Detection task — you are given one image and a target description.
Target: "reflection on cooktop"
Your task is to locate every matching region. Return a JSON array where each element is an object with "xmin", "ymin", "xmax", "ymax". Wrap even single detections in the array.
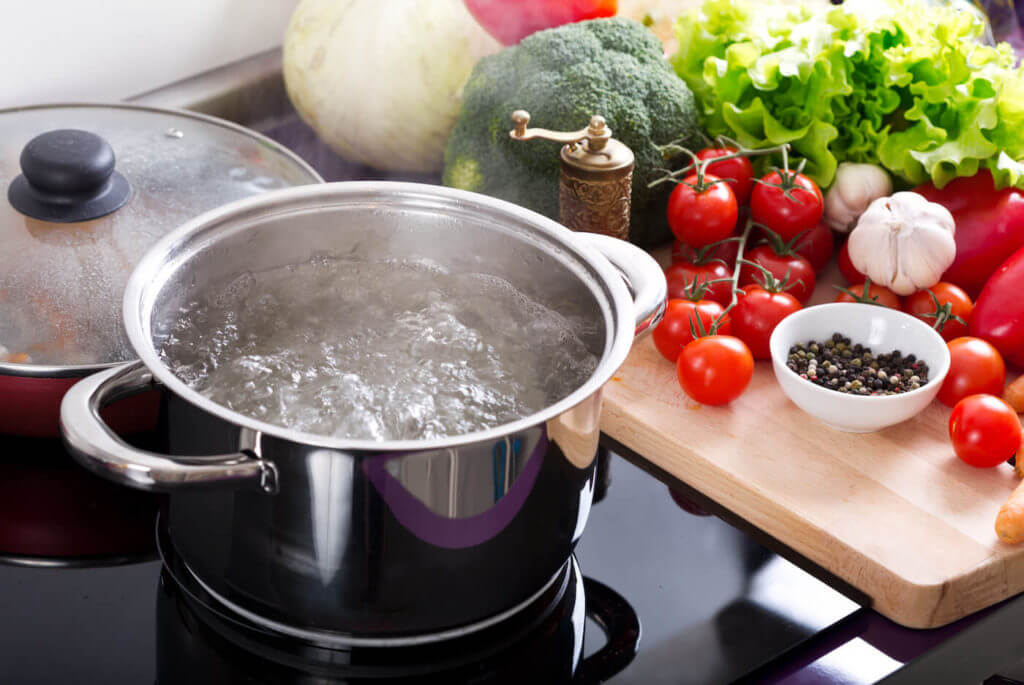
[
  {"xmin": 156, "ymin": 553, "xmax": 640, "ymax": 683},
  {"xmin": 576, "ymin": 454, "xmax": 860, "ymax": 683}
]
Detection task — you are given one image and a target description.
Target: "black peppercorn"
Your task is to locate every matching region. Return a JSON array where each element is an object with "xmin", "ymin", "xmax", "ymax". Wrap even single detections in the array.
[{"xmin": 786, "ymin": 333, "xmax": 930, "ymax": 395}]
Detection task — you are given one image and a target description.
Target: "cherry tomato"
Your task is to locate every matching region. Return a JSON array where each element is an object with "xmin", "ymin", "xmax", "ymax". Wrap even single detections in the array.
[
  {"xmin": 667, "ymin": 174, "xmax": 738, "ymax": 248},
  {"xmin": 739, "ymin": 245, "xmax": 816, "ymax": 303},
  {"xmin": 652, "ymin": 299, "xmax": 731, "ymax": 362},
  {"xmin": 903, "ymin": 283, "xmax": 973, "ymax": 342},
  {"xmin": 731, "ymin": 286, "xmax": 802, "ymax": 359},
  {"xmin": 949, "ymin": 394, "xmax": 1022, "ymax": 468},
  {"xmin": 750, "ymin": 171, "xmax": 824, "ymax": 240},
  {"xmin": 696, "ymin": 147, "xmax": 754, "ymax": 204},
  {"xmin": 838, "ymin": 240, "xmax": 865, "ymax": 285},
  {"xmin": 792, "ymin": 222, "xmax": 835, "ymax": 273},
  {"xmin": 938, "ymin": 337, "xmax": 1006, "ymax": 408},
  {"xmin": 834, "ymin": 283, "xmax": 902, "ymax": 310},
  {"xmin": 665, "ymin": 260, "xmax": 733, "ymax": 307},
  {"xmin": 676, "ymin": 335, "xmax": 754, "ymax": 406},
  {"xmin": 671, "ymin": 239, "xmax": 738, "ymax": 268}
]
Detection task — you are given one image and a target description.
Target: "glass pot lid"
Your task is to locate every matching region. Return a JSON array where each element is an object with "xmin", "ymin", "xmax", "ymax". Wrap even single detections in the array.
[{"xmin": 0, "ymin": 103, "xmax": 322, "ymax": 370}]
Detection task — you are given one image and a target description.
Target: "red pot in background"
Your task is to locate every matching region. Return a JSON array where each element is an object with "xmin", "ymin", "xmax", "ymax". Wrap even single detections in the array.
[
  {"xmin": 0, "ymin": 432, "xmax": 164, "ymax": 562},
  {"xmin": 0, "ymin": 369, "xmax": 161, "ymax": 438}
]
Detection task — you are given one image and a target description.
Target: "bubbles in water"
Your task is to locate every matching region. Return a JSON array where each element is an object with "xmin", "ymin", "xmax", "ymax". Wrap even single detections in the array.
[{"xmin": 158, "ymin": 258, "xmax": 599, "ymax": 441}]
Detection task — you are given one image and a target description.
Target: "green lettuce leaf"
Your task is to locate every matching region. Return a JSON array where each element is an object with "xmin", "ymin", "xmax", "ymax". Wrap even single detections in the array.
[{"xmin": 671, "ymin": 0, "xmax": 1024, "ymax": 190}]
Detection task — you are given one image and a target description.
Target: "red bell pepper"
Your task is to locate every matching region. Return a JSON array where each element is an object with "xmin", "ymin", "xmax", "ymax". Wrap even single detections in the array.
[
  {"xmin": 915, "ymin": 172, "xmax": 1024, "ymax": 297},
  {"xmin": 465, "ymin": 0, "xmax": 618, "ymax": 45},
  {"xmin": 970, "ymin": 245, "xmax": 1024, "ymax": 367}
]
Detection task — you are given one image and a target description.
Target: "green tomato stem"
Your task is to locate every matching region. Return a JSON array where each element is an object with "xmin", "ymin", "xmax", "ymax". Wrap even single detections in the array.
[
  {"xmin": 708, "ymin": 216, "xmax": 755, "ymax": 332},
  {"xmin": 647, "ymin": 143, "xmax": 794, "ymax": 189}
]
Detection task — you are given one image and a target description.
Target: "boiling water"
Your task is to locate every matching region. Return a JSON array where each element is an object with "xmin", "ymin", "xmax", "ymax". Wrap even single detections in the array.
[{"xmin": 157, "ymin": 258, "xmax": 600, "ymax": 441}]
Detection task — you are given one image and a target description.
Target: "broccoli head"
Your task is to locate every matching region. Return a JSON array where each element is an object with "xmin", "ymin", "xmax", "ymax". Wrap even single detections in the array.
[{"xmin": 443, "ymin": 17, "xmax": 701, "ymax": 246}]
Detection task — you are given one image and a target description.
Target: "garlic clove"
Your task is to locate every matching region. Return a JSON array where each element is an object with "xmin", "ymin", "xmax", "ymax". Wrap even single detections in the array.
[{"xmin": 825, "ymin": 162, "xmax": 894, "ymax": 233}]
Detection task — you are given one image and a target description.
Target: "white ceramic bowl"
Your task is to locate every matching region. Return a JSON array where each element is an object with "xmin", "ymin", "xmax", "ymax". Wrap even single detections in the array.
[{"xmin": 769, "ymin": 303, "xmax": 951, "ymax": 433}]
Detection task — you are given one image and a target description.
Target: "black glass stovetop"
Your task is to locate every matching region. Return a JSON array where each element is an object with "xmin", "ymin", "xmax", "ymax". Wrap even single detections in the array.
[{"xmin": 0, "ymin": 432, "xmax": 863, "ymax": 683}]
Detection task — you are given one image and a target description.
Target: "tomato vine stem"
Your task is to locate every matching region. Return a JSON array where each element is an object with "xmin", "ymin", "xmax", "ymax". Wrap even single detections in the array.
[
  {"xmin": 649, "ymin": 141, "xmax": 795, "ymax": 189},
  {"xmin": 703, "ymin": 216, "xmax": 755, "ymax": 332}
]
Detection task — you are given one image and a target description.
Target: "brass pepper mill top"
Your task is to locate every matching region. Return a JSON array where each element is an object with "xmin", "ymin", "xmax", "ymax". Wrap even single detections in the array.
[{"xmin": 509, "ymin": 110, "xmax": 634, "ymax": 173}]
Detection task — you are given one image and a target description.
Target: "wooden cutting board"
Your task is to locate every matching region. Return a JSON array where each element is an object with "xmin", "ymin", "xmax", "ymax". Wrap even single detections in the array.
[{"xmin": 600, "ymin": 248, "xmax": 1024, "ymax": 629}]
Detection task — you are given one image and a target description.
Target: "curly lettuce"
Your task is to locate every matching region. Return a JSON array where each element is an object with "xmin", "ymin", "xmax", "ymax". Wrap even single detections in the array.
[{"xmin": 672, "ymin": 0, "xmax": 1024, "ymax": 190}]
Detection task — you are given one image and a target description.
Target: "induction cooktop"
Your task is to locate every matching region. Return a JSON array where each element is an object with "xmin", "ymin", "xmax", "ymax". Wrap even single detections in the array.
[{"xmin": 0, "ymin": 431, "xmax": 860, "ymax": 683}]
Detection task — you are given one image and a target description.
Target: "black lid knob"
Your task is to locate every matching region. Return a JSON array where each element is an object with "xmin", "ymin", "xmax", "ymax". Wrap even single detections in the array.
[
  {"xmin": 8, "ymin": 129, "xmax": 131, "ymax": 223},
  {"xmin": 21, "ymin": 129, "xmax": 116, "ymax": 194}
]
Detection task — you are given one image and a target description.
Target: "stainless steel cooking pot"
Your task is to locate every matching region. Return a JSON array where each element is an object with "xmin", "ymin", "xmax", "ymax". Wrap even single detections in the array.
[{"xmin": 60, "ymin": 182, "xmax": 665, "ymax": 644}]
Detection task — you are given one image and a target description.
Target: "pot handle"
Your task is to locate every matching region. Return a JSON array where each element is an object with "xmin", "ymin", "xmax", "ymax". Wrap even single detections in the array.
[
  {"xmin": 60, "ymin": 361, "xmax": 277, "ymax": 494},
  {"xmin": 576, "ymin": 233, "xmax": 666, "ymax": 339}
]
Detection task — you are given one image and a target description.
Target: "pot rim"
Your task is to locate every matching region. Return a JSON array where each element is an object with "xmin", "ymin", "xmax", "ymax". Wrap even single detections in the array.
[
  {"xmin": 123, "ymin": 181, "xmax": 636, "ymax": 452},
  {"xmin": 0, "ymin": 359, "xmax": 122, "ymax": 379},
  {"xmin": 0, "ymin": 101, "xmax": 324, "ymax": 379}
]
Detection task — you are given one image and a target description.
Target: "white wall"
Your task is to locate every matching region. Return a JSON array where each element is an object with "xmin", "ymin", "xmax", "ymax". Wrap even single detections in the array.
[{"xmin": 0, "ymin": 0, "xmax": 298, "ymax": 107}]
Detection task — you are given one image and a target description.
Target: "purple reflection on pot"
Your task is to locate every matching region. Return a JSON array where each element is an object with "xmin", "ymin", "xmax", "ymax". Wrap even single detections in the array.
[{"xmin": 364, "ymin": 432, "xmax": 548, "ymax": 549}]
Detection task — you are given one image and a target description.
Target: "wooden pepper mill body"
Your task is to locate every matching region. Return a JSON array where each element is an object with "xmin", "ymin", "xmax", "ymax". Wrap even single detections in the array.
[
  {"xmin": 558, "ymin": 153, "xmax": 633, "ymax": 241},
  {"xmin": 510, "ymin": 110, "xmax": 635, "ymax": 241}
]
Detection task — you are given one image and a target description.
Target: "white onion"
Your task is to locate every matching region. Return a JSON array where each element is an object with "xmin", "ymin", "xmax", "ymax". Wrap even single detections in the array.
[{"xmin": 283, "ymin": 0, "xmax": 501, "ymax": 173}]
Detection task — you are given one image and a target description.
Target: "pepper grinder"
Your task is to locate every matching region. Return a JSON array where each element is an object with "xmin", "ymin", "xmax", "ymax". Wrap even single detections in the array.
[{"xmin": 510, "ymin": 110, "xmax": 634, "ymax": 241}]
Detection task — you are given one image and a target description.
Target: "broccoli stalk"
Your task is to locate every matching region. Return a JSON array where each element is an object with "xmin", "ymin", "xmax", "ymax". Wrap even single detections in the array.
[{"xmin": 442, "ymin": 17, "xmax": 701, "ymax": 246}]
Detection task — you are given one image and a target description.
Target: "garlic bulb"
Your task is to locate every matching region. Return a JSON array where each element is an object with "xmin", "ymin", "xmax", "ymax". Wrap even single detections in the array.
[
  {"xmin": 824, "ymin": 162, "xmax": 893, "ymax": 233},
  {"xmin": 847, "ymin": 192, "xmax": 956, "ymax": 296}
]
